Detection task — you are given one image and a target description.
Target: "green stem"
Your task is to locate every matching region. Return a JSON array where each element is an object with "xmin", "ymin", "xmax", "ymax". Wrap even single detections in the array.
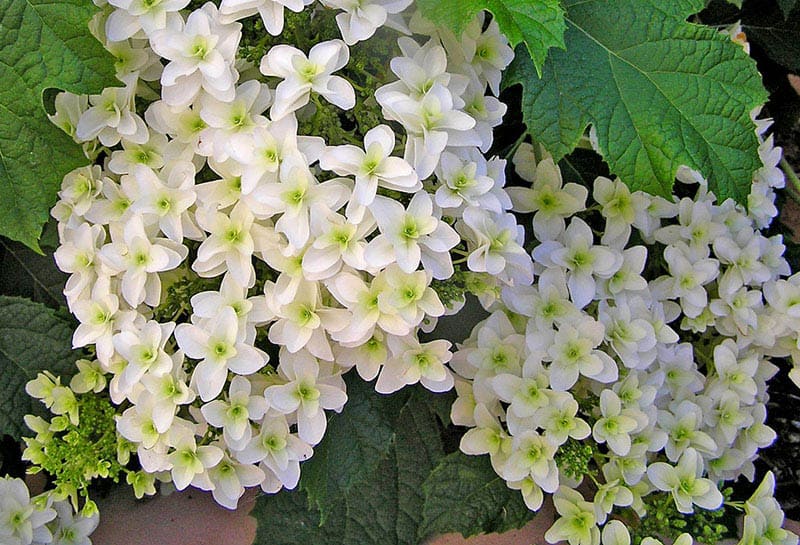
[
  {"xmin": 502, "ymin": 131, "xmax": 528, "ymax": 159},
  {"xmin": 780, "ymin": 158, "xmax": 800, "ymax": 202}
]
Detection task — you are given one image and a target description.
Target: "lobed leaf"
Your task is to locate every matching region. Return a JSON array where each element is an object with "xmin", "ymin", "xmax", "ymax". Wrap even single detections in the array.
[
  {"xmin": 503, "ymin": 0, "xmax": 768, "ymax": 203},
  {"xmin": 416, "ymin": 0, "xmax": 566, "ymax": 75}
]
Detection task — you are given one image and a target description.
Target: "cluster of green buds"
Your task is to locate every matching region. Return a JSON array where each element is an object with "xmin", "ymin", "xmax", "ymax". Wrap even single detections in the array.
[{"xmin": 22, "ymin": 364, "xmax": 127, "ymax": 516}]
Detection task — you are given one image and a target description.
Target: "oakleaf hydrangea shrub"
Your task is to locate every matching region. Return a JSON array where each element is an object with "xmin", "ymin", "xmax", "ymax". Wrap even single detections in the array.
[{"xmin": 8, "ymin": 2, "xmax": 800, "ymax": 545}]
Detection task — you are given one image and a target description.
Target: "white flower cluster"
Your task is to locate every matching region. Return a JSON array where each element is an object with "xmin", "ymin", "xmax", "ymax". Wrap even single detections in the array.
[
  {"xmin": 46, "ymin": 0, "xmax": 518, "ymax": 510},
  {"xmin": 0, "ymin": 476, "xmax": 98, "ymax": 545},
  {"xmin": 450, "ymin": 133, "xmax": 799, "ymax": 545}
]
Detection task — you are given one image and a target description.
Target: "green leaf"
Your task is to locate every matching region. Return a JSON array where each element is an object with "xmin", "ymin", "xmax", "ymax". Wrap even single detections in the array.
[
  {"xmin": 253, "ymin": 385, "xmax": 448, "ymax": 545},
  {"xmin": 299, "ymin": 377, "xmax": 396, "ymax": 523},
  {"xmin": 0, "ymin": 0, "xmax": 118, "ymax": 251},
  {"xmin": 503, "ymin": 0, "xmax": 768, "ymax": 203},
  {"xmin": 0, "ymin": 237, "xmax": 67, "ymax": 308},
  {"xmin": 419, "ymin": 452, "xmax": 534, "ymax": 539},
  {"xmin": 776, "ymin": 0, "xmax": 799, "ymax": 17},
  {"xmin": 0, "ymin": 296, "xmax": 78, "ymax": 439},
  {"xmin": 416, "ymin": 0, "xmax": 566, "ymax": 75},
  {"xmin": 742, "ymin": 1, "xmax": 800, "ymax": 72}
]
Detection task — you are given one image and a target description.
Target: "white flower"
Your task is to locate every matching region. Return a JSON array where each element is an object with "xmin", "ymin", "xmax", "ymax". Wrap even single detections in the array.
[
  {"xmin": 113, "ymin": 320, "xmax": 175, "ymax": 394},
  {"xmin": 106, "ymin": 0, "xmax": 189, "ymax": 41},
  {"xmin": 193, "ymin": 202, "xmax": 271, "ymax": 287},
  {"xmin": 334, "ymin": 331, "xmax": 389, "ymax": 381},
  {"xmin": 56, "ymin": 165, "xmax": 104, "ymax": 218},
  {"xmin": 490, "ymin": 358, "xmax": 550, "ymax": 422},
  {"xmin": 657, "ymin": 400, "xmax": 718, "ymax": 461},
  {"xmin": 76, "ymin": 83, "xmax": 148, "ymax": 146},
  {"xmin": 198, "ymin": 80, "xmax": 272, "ymax": 162},
  {"xmin": 375, "ymin": 265, "xmax": 444, "ymax": 328},
  {"xmin": 647, "ymin": 448, "xmax": 723, "ymax": 514},
  {"xmin": 468, "ymin": 18, "xmax": 514, "ymax": 95},
  {"xmin": 459, "ymin": 404, "xmax": 512, "ymax": 468},
  {"xmin": 205, "ymin": 453, "xmax": 265, "ymax": 510},
  {"xmin": 459, "ymin": 208, "xmax": 532, "ymax": 284},
  {"xmin": 266, "ymin": 280, "xmax": 348, "ymax": 360},
  {"xmin": 191, "ymin": 274, "xmax": 272, "ymax": 344},
  {"xmin": 250, "ymin": 159, "xmax": 350, "ymax": 249},
  {"xmin": 130, "ymin": 163, "xmax": 197, "ymax": 242},
  {"xmin": 321, "ymin": 0, "xmax": 412, "ymax": 44},
  {"xmin": 331, "ymin": 272, "xmax": 413, "ymax": 341},
  {"xmin": 167, "ymin": 424, "xmax": 224, "ymax": 490},
  {"xmin": 201, "ymin": 376, "xmax": 268, "ymax": 450},
  {"xmin": 54, "ymin": 222, "xmax": 105, "ymax": 306},
  {"xmin": 69, "ymin": 358, "xmax": 108, "ymax": 394},
  {"xmin": 593, "ymin": 177, "xmax": 636, "ymax": 247},
  {"xmin": 545, "ymin": 487, "xmax": 600, "ymax": 545},
  {"xmin": 365, "ymin": 192, "xmax": 459, "ymax": 279},
  {"xmin": 175, "ymin": 307, "xmax": 269, "ymax": 401},
  {"xmin": 49, "ymin": 500, "xmax": 99, "ymax": 545},
  {"xmin": 320, "ymin": 124, "xmax": 420, "ymax": 217},
  {"xmin": 538, "ymin": 391, "xmax": 591, "ymax": 446},
  {"xmin": 108, "ymin": 132, "xmax": 167, "ymax": 175},
  {"xmin": 507, "ymin": 155, "xmax": 587, "ymax": 241},
  {"xmin": 592, "ymin": 390, "xmax": 639, "ymax": 456},
  {"xmin": 48, "ymin": 91, "xmax": 88, "ymax": 142},
  {"xmin": 661, "ymin": 244, "xmax": 719, "ymax": 318},
  {"xmin": 99, "ymin": 215, "xmax": 187, "ymax": 306},
  {"xmin": 264, "ymin": 350, "xmax": 347, "ymax": 444},
  {"xmin": 593, "ymin": 481, "xmax": 634, "ymax": 526},
  {"xmin": 376, "ymin": 38, "xmax": 465, "ymax": 101},
  {"xmin": 219, "ymin": 0, "xmax": 311, "ymax": 35},
  {"xmin": 379, "ymin": 83, "xmax": 477, "ymax": 179},
  {"xmin": 150, "ymin": 3, "xmax": 241, "ymax": 107},
  {"xmin": 506, "ymin": 268, "xmax": 579, "ymax": 330},
  {"xmin": 434, "ymin": 151, "xmax": 498, "ymax": 212},
  {"xmin": 502, "ymin": 430, "xmax": 559, "ymax": 493},
  {"xmin": 376, "ymin": 336, "xmax": 454, "ymax": 394},
  {"xmin": 0, "ymin": 477, "xmax": 57, "ymax": 545},
  {"xmin": 236, "ymin": 414, "xmax": 313, "ymax": 492},
  {"xmin": 302, "ymin": 212, "xmax": 375, "ymax": 279},
  {"xmin": 601, "ymin": 520, "xmax": 630, "ymax": 545},
  {"xmin": 531, "ymin": 317, "xmax": 618, "ymax": 391},
  {"xmin": 260, "ymin": 40, "xmax": 355, "ymax": 119}
]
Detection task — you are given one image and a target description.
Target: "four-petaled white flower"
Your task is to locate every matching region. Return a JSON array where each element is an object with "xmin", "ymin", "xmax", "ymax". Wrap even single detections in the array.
[
  {"xmin": 260, "ymin": 40, "xmax": 355, "ymax": 119},
  {"xmin": 175, "ymin": 307, "xmax": 269, "ymax": 401},
  {"xmin": 647, "ymin": 448, "xmax": 724, "ymax": 514}
]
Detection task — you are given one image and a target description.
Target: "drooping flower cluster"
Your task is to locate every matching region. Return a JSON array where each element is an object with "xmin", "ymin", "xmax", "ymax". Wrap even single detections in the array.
[
  {"xmin": 43, "ymin": 0, "xmax": 517, "ymax": 512},
  {"xmin": 449, "ymin": 132, "xmax": 799, "ymax": 545}
]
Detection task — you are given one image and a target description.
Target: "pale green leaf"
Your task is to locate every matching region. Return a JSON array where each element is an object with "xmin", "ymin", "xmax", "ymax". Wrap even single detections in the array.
[
  {"xmin": 503, "ymin": 0, "xmax": 768, "ymax": 203},
  {"xmin": 0, "ymin": 296, "xmax": 77, "ymax": 439},
  {"xmin": 416, "ymin": 0, "xmax": 566, "ymax": 75},
  {"xmin": 0, "ymin": 0, "xmax": 118, "ymax": 251}
]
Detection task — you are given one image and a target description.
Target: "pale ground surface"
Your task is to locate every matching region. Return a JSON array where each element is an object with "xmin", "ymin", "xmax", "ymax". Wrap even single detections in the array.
[{"xmin": 87, "ymin": 485, "xmax": 800, "ymax": 545}]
